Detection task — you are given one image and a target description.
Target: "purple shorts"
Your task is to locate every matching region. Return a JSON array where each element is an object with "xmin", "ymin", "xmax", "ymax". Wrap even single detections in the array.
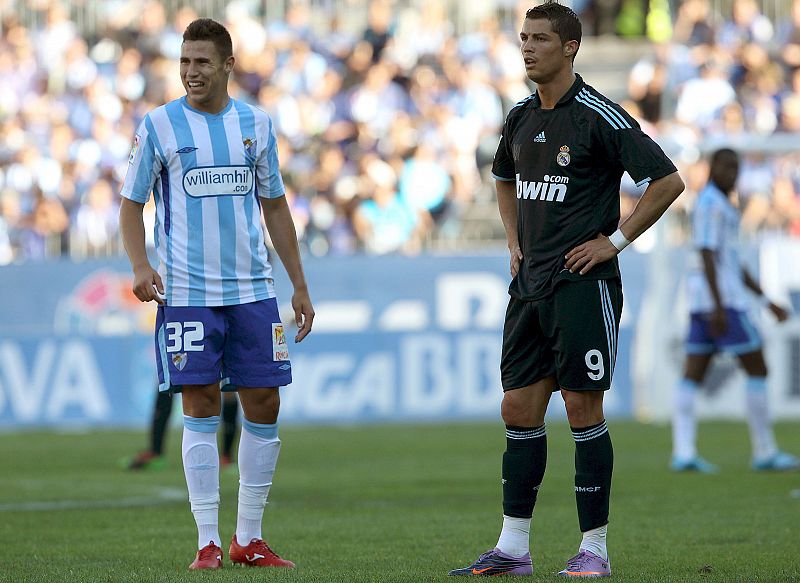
[
  {"xmin": 155, "ymin": 298, "xmax": 292, "ymax": 392},
  {"xmin": 686, "ymin": 308, "xmax": 762, "ymax": 355}
]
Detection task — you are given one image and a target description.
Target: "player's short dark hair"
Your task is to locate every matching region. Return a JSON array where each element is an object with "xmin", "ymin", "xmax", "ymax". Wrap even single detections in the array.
[
  {"xmin": 183, "ymin": 18, "xmax": 233, "ymax": 60},
  {"xmin": 526, "ymin": 1, "xmax": 582, "ymax": 59},
  {"xmin": 710, "ymin": 148, "xmax": 738, "ymax": 165}
]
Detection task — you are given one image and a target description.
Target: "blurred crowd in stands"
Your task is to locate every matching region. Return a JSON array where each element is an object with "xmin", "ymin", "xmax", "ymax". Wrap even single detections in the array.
[
  {"xmin": 623, "ymin": 0, "xmax": 800, "ymax": 241},
  {"xmin": 1, "ymin": 0, "xmax": 799, "ymax": 264}
]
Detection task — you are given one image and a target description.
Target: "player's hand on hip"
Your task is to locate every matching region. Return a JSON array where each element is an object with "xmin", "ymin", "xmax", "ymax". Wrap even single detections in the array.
[
  {"xmin": 564, "ymin": 234, "xmax": 618, "ymax": 275},
  {"xmin": 292, "ymin": 287, "xmax": 315, "ymax": 343},
  {"xmin": 509, "ymin": 244, "xmax": 523, "ymax": 277},
  {"xmin": 132, "ymin": 265, "xmax": 165, "ymax": 305}
]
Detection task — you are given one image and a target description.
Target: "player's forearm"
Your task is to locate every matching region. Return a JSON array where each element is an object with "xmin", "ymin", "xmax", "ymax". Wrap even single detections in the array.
[
  {"xmin": 496, "ymin": 180, "xmax": 519, "ymax": 249},
  {"xmin": 617, "ymin": 172, "xmax": 684, "ymax": 242},
  {"xmin": 261, "ymin": 197, "xmax": 309, "ymax": 292},
  {"xmin": 741, "ymin": 268, "xmax": 763, "ymax": 296},
  {"xmin": 119, "ymin": 198, "xmax": 151, "ymax": 271},
  {"xmin": 701, "ymin": 249, "xmax": 724, "ymax": 310}
]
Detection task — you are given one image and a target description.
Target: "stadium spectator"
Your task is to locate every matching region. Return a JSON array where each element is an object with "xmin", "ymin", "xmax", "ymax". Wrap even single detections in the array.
[
  {"xmin": 362, "ymin": 0, "xmax": 394, "ymax": 61},
  {"xmin": 353, "ymin": 155, "xmax": 423, "ymax": 254},
  {"xmin": 18, "ymin": 187, "xmax": 69, "ymax": 260},
  {"xmin": 675, "ymin": 59, "xmax": 736, "ymax": 130},
  {"xmin": 672, "ymin": 0, "xmax": 716, "ymax": 47},
  {"xmin": 772, "ymin": 153, "xmax": 800, "ymax": 236},
  {"xmin": 671, "ymin": 148, "xmax": 800, "ymax": 473},
  {"xmin": 72, "ymin": 179, "xmax": 120, "ymax": 257},
  {"xmin": 398, "ymin": 142, "xmax": 451, "ymax": 222},
  {"xmin": 777, "ymin": 0, "xmax": 800, "ymax": 72},
  {"xmin": 627, "ymin": 58, "xmax": 667, "ymax": 125},
  {"xmin": 718, "ymin": 0, "xmax": 773, "ymax": 52}
]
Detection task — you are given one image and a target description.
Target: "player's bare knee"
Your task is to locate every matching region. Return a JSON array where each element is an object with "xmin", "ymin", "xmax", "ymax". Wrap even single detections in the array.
[
  {"xmin": 501, "ymin": 392, "xmax": 540, "ymax": 427},
  {"xmin": 562, "ymin": 391, "xmax": 604, "ymax": 427},
  {"xmin": 501, "ymin": 396, "xmax": 521, "ymax": 425},
  {"xmin": 239, "ymin": 388, "xmax": 280, "ymax": 424},
  {"xmin": 739, "ymin": 351, "xmax": 768, "ymax": 377},
  {"xmin": 181, "ymin": 385, "xmax": 221, "ymax": 418}
]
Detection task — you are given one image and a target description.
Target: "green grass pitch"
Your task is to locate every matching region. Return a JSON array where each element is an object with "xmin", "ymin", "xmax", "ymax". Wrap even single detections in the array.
[{"xmin": 1, "ymin": 421, "xmax": 798, "ymax": 582}]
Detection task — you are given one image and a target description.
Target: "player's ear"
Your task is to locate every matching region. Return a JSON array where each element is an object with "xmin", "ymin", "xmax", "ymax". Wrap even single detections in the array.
[{"xmin": 224, "ymin": 55, "xmax": 235, "ymax": 74}]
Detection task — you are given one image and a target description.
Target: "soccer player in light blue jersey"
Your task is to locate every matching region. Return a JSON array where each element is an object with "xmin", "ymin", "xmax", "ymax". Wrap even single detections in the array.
[
  {"xmin": 671, "ymin": 148, "xmax": 799, "ymax": 474},
  {"xmin": 119, "ymin": 18, "xmax": 314, "ymax": 570}
]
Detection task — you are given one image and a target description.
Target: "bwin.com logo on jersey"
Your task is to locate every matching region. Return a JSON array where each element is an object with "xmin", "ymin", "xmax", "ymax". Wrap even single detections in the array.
[{"xmin": 516, "ymin": 173, "xmax": 569, "ymax": 202}]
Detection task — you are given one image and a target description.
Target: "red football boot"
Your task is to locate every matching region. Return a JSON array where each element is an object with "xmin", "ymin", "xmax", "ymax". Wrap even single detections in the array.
[
  {"xmin": 188, "ymin": 541, "xmax": 223, "ymax": 570},
  {"xmin": 229, "ymin": 536, "xmax": 295, "ymax": 568}
]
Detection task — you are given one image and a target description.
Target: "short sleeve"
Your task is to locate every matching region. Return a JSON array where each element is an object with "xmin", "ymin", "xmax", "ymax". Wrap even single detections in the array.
[
  {"xmin": 596, "ymin": 106, "xmax": 677, "ymax": 187},
  {"xmin": 692, "ymin": 199, "xmax": 723, "ymax": 251},
  {"xmin": 120, "ymin": 117, "xmax": 161, "ymax": 203},
  {"xmin": 491, "ymin": 120, "xmax": 515, "ymax": 182},
  {"xmin": 256, "ymin": 116, "xmax": 286, "ymax": 199}
]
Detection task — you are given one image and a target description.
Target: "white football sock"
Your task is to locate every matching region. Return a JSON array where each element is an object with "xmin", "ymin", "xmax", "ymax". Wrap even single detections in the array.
[
  {"xmin": 672, "ymin": 378, "xmax": 698, "ymax": 460},
  {"xmin": 182, "ymin": 416, "xmax": 221, "ymax": 549},
  {"xmin": 580, "ymin": 524, "xmax": 608, "ymax": 561},
  {"xmin": 745, "ymin": 377, "xmax": 777, "ymax": 460},
  {"xmin": 496, "ymin": 515, "xmax": 531, "ymax": 557},
  {"xmin": 236, "ymin": 419, "xmax": 281, "ymax": 545}
]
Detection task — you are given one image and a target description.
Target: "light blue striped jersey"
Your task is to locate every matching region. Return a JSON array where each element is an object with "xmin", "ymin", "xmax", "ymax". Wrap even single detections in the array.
[
  {"xmin": 686, "ymin": 182, "xmax": 749, "ymax": 313},
  {"xmin": 121, "ymin": 96, "xmax": 285, "ymax": 306}
]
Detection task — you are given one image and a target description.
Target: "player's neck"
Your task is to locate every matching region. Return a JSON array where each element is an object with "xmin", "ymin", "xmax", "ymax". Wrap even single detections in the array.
[
  {"xmin": 710, "ymin": 179, "xmax": 732, "ymax": 197},
  {"xmin": 186, "ymin": 93, "xmax": 231, "ymax": 115},
  {"xmin": 536, "ymin": 70, "xmax": 576, "ymax": 110}
]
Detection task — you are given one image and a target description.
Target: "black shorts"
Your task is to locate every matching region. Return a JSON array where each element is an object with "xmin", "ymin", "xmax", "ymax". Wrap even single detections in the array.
[{"xmin": 501, "ymin": 278, "xmax": 623, "ymax": 391}]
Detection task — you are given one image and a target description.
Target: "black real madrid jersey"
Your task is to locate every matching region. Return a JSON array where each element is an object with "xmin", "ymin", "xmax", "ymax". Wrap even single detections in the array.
[{"xmin": 492, "ymin": 74, "xmax": 677, "ymax": 301}]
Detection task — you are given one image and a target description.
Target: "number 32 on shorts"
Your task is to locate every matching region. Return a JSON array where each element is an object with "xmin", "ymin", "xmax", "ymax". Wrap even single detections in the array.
[
  {"xmin": 166, "ymin": 321, "xmax": 205, "ymax": 353},
  {"xmin": 585, "ymin": 349, "xmax": 605, "ymax": 380}
]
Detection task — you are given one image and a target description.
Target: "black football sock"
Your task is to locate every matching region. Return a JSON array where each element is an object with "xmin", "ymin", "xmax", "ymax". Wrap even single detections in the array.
[
  {"xmin": 571, "ymin": 420, "xmax": 613, "ymax": 531},
  {"xmin": 502, "ymin": 425, "xmax": 547, "ymax": 518}
]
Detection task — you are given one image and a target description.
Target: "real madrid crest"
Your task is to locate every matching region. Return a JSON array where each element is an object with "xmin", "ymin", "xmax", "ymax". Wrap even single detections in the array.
[{"xmin": 556, "ymin": 145, "xmax": 570, "ymax": 167}]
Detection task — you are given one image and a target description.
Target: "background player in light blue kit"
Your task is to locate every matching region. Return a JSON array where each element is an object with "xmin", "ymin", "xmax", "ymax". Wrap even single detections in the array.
[
  {"xmin": 119, "ymin": 18, "xmax": 314, "ymax": 570},
  {"xmin": 671, "ymin": 148, "xmax": 799, "ymax": 473}
]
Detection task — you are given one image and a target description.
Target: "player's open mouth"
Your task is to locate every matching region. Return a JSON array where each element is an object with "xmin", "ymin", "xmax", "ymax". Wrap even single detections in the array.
[{"xmin": 187, "ymin": 81, "xmax": 204, "ymax": 88}]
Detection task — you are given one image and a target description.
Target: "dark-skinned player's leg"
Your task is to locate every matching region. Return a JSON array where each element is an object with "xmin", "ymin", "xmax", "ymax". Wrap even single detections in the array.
[
  {"xmin": 220, "ymin": 392, "xmax": 239, "ymax": 466},
  {"xmin": 126, "ymin": 386, "xmax": 173, "ymax": 470}
]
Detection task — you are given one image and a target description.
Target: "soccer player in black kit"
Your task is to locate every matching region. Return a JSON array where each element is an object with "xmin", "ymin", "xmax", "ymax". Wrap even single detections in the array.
[{"xmin": 449, "ymin": 2, "xmax": 684, "ymax": 578}]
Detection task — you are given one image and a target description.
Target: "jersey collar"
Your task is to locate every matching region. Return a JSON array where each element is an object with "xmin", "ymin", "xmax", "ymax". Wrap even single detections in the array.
[
  {"xmin": 181, "ymin": 95, "xmax": 234, "ymax": 117},
  {"xmin": 531, "ymin": 74, "xmax": 585, "ymax": 109}
]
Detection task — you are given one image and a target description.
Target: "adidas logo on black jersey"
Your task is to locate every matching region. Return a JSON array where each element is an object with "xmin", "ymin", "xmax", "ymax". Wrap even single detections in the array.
[{"xmin": 534, "ymin": 131, "xmax": 546, "ymax": 143}]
